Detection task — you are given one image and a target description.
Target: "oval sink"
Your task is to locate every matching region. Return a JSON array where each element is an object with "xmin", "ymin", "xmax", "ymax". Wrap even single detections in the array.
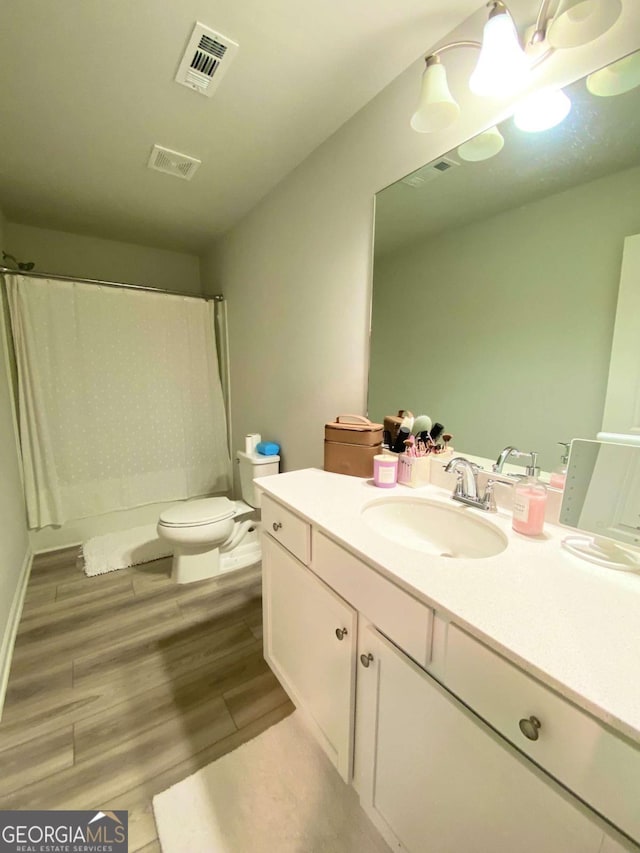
[{"xmin": 361, "ymin": 497, "xmax": 508, "ymax": 559}]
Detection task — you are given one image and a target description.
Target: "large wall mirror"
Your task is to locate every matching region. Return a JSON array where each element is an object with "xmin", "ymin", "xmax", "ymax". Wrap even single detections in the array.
[{"xmin": 368, "ymin": 51, "xmax": 640, "ymax": 473}]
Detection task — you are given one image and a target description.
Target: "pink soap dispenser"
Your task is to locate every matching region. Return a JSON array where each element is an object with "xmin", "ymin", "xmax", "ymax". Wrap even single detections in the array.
[{"xmin": 512, "ymin": 452, "xmax": 547, "ymax": 536}]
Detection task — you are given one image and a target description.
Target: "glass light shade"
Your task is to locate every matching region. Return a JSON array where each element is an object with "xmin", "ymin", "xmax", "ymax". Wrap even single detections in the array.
[
  {"xmin": 513, "ymin": 88, "xmax": 572, "ymax": 132},
  {"xmin": 587, "ymin": 51, "xmax": 640, "ymax": 97},
  {"xmin": 469, "ymin": 12, "xmax": 529, "ymax": 97},
  {"xmin": 457, "ymin": 126, "xmax": 505, "ymax": 161},
  {"xmin": 547, "ymin": 0, "xmax": 622, "ymax": 49},
  {"xmin": 410, "ymin": 62, "xmax": 460, "ymax": 133}
]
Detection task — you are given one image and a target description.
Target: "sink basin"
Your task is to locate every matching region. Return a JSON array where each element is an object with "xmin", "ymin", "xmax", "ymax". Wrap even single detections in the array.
[{"xmin": 361, "ymin": 497, "xmax": 508, "ymax": 559}]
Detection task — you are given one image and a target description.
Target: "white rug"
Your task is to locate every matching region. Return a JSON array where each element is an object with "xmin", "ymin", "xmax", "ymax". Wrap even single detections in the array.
[
  {"xmin": 153, "ymin": 712, "xmax": 390, "ymax": 853},
  {"xmin": 82, "ymin": 524, "xmax": 172, "ymax": 576}
]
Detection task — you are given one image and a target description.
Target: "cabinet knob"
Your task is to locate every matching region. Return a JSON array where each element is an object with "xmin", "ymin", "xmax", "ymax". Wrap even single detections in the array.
[
  {"xmin": 519, "ymin": 715, "xmax": 542, "ymax": 741},
  {"xmin": 360, "ymin": 652, "xmax": 374, "ymax": 667},
  {"xmin": 272, "ymin": 521, "xmax": 283, "ymax": 532},
  {"xmin": 335, "ymin": 627, "xmax": 348, "ymax": 641}
]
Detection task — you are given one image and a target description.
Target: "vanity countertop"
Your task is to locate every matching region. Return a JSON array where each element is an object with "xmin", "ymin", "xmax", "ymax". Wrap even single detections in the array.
[{"xmin": 258, "ymin": 467, "xmax": 640, "ymax": 744}]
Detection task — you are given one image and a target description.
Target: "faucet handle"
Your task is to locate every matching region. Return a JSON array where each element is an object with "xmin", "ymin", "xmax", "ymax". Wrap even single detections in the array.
[
  {"xmin": 484, "ymin": 477, "xmax": 515, "ymax": 511},
  {"xmin": 483, "ymin": 479, "xmax": 499, "ymax": 512}
]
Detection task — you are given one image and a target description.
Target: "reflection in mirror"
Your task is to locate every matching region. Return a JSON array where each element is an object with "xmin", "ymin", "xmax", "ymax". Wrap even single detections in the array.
[
  {"xmin": 560, "ymin": 438, "xmax": 640, "ymax": 570},
  {"xmin": 368, "ymin": 51, "xmax": 640, "ymax": 472}
]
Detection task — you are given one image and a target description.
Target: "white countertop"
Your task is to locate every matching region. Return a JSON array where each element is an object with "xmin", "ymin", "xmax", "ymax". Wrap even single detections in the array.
[{"xmin": 258, "ymin": 467, "xmax": 640, "ymax": 744}]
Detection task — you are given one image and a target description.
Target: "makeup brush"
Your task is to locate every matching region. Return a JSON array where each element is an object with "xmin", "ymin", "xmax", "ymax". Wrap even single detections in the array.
[
  {"xmin": 411, "ymin": 415, "xmax": 432, "ymax": 436},
  {"xmin": 430, "ymin": 423, "xmax": 445, "ymax": 443},
  {"xmin": 392, "ymin": 414, "xmax": 414, "ymax": 454}
]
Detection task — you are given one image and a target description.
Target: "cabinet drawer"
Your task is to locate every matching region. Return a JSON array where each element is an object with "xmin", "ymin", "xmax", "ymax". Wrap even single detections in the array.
[
  {"xmin": 313, "ymin": 531, "xmax": 433, "ymax": 667},
  {"xmin": 446, "ymin": 624, "xmax": 640, "ymax": 844},
  {"xmin": 261, "ymin": 494, "xmax": 311, "ymax": 564}
]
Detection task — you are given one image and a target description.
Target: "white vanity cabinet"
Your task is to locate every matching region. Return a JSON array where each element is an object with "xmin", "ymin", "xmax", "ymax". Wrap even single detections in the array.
[
  {"xmin": 355, "ymin": 628, "xmax": 605, "ymax": 853},
  {"xmin": 260, "ymin": 489, "xmax": 640, "ymax": 853},
  {"xmin": 261, "ymin": 503, "xmax": 356, "ymax": 781}
]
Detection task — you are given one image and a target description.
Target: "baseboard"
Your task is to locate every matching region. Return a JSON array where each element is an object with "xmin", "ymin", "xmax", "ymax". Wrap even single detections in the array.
[{"xmin": 0, "ymin": 547, "xmax": 33, "ymax": 721}]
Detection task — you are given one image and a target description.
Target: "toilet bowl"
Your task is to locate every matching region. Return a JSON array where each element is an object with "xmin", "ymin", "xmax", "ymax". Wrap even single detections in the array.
[
  {"xmin": 157, "ymin": 497, "xmax": 236, "ymax": 584},
  {"xmin": 157, "ymin": 449, "xmax": 279, "ymax": 584}
]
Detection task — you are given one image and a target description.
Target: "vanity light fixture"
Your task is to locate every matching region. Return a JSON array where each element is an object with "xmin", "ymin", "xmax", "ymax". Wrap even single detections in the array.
[
  {"xmin": 513, "ymin": 86, "xmax": 572, "ymax": 131},
  {"xmin": 457, "ymin": 125, "xmax": 505, "ymax": 160},
  {"xmin": 411, "ymin": 0, "xmax": 622, "ymax": 134},
  {"xmin": 411, "ymin": 51, "xmax": 471, "ymax": 132},
  {"xmin": 546, "ymin": 0, "xmax": 623, "ymax": 48},
  {"xmin": 586, "ymin": 49, "xmax": 640, "ymax": 96},
  {"xmin": 468, "ymin": 4, "xmax": 529, "ymax": 96}
]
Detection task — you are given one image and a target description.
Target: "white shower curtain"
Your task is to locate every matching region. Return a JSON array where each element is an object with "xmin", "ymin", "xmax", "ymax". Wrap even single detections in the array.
[{"xmin": 6, "ymin": 274, "xmax": 231, "ymax": 528}]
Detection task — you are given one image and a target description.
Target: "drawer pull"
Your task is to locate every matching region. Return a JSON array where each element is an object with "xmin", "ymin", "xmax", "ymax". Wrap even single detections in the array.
[
  {"xmin": 360, "ymin": 652, "xmax": 374, "ymax": 667},
  {"xmin": 519, "ymin": 715, "xmax": 542, "ymax": 741},
  {"xmin": 272, "ymin": 521, "xmax": 283, "ymax": 532},
  {"xmin": 335, "ymin": 627, "xmax": 348, "ymax": 641}
]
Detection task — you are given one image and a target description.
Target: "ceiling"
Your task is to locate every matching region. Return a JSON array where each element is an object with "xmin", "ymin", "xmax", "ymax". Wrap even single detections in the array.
[
  {"xmin": 375, "ymin": 51, "xmax": 640, "ymax": 257},
  {"xmin": 0, "ymin": 0, "xmax": 480, "ymax": 253}
]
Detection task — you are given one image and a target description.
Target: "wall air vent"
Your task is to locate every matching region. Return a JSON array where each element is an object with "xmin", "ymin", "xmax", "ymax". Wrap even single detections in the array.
[
  {"xmin": 175, "ymin": 22, "xmax": 239, "ymax": 98},
  {"xmin": 147, "ymin": 145, "xmax": 202, "ymax": 181},
  {"xmin": 401, "ymin": 156, "xmax": 460, "ymax": 187}
]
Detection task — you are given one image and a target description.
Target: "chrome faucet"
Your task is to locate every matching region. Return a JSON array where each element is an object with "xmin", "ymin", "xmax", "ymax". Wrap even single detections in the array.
[
  {"xmin": 444, "ymin": 457, "xmax": 498, "ymax": 512},
  {"xmin": 493, "ymin": 446, "xmax": 519, "ymax": 474},
  {"xmin": 493, "ymin": 446, "xmax": 541, "ymax": 478}
]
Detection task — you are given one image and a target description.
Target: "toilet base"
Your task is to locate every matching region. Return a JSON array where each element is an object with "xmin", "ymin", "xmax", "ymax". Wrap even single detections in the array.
[
  {"xmin": 172, "ymin": 546, "xmax": 221, "ymax": 584},
  {"xmin": 171, "ymin": 522, "xmax": 262, "ymax": 584}
]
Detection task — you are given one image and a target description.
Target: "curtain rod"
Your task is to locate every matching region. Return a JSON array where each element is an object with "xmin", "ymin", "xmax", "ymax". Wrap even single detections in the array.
[{"xmin": 0, "ymin": 266, "xmax": 224, "ymax": 302}]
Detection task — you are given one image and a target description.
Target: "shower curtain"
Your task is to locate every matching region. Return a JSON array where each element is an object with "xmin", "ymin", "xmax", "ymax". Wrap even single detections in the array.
[{"xmin": 6, "ymin": 274, "xmax": 231, "ymax": 528}]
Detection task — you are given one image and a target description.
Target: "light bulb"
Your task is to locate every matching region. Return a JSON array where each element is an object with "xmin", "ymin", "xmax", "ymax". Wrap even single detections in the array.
[
  {"xmin": 548, "ymin": 0, "xmax": 622, "ymax": 49},
  {"xmin": 469, "ymin": 11, "xmax": 529, "ymax": 97},
  {"xmin": 410, "ymin": 60, "xmax": 460, "ymax": 133},
  {"xmin": 457, "ymin": 126, "xmax": 505, "ymax": 161},
  {"xmin": 513, "ymin": 88, "xmax": 572, "ymax": 132}
]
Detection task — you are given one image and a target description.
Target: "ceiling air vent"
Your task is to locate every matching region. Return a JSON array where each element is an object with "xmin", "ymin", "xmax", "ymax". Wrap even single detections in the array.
[
  {"xmin": 175, "ymin": 22, "xmax": 239, "ymax": 98},
  {"xmin": 147, "ymin": 145, "xmax": 202, "ymax": 181},
  {"xmin": 401, "ymin": 156, "xmax": 460, "ymax": 188}
]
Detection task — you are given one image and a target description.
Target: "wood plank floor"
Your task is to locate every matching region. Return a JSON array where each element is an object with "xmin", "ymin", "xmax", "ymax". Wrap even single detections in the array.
[{"xmin": 0, "ymin": 548, "xmax": 294, "ymax": 851}]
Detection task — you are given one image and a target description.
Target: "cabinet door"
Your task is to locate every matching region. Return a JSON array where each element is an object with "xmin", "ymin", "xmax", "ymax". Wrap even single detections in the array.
[
  {"xmin": 262, "ymin": 534, "xmax": 357, "ymax": 781},
  {"xmin": 361, "ymin": 630, "xmax": 604, "ymax": 853}
]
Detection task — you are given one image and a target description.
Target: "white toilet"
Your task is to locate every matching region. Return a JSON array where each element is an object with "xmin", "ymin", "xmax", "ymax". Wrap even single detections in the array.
[{"xmin": 157, "ymin": 450, "xmax": 280, "ymax": 584}]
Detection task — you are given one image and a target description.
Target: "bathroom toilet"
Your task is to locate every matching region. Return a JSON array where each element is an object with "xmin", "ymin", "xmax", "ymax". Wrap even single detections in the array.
[{"xmin": 157, "ymin": 450, "xmax": 280, "ymax": 584}]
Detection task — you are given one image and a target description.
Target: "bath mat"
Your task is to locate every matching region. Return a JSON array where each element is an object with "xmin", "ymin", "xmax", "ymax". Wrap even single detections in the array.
[
  {"xmin": 82, "ymin": 524, "xmax": 172, "ymax": 577},
  {"xmin": 153, "ymin": 711, "xmax": 390, "ymax": 853}
]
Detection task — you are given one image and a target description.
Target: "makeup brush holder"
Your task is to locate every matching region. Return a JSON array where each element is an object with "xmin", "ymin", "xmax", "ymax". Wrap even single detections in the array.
[{"xmin": 397, "ymin": 455, "xmax": 432, "ymax": 488}]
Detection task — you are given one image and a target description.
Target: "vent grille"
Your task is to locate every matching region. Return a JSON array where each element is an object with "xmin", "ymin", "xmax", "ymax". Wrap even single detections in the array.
[
  {"xmin": 175, "ymin": 22, "xmax": 238, "ymax": 98},
  {"xmin": 199, "ymin": 35, "xmax": 227, "ymax": 58},
  {"xmin": 401, "ymin": 156, "xmax": 460, "ymax": 187},
  {"xmin": 147, "ymin": 145, "xmax": 202, "ymax": 181}
]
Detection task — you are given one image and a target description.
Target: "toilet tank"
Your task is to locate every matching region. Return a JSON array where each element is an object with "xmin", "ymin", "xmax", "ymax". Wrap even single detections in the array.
[{"xmin": 237, "ymin": 450, "xmax": 280, "ymax": 508}]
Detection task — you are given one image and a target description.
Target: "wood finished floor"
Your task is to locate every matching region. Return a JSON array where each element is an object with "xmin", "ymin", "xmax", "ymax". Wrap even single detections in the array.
[{"xmin": 0, "ymin": 548, "xmax": 294, "ymax": 852}]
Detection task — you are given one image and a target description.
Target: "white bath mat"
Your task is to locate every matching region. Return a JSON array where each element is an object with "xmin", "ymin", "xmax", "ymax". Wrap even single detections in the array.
[
  {"xmin": 153, "ymin": 711, "xmax": 390, "ymax": 853},
  {"xmin": 82, "ymin": 524, "xmax": 172, "ymax": 577}
]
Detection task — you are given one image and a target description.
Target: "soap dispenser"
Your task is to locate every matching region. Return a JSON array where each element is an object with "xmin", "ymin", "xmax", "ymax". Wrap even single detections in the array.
[
  {"xmin": 549, "ymin": 442, "xmax": 570, "ymax": 490},
  {"xmin": 512, "ymin": 452, "xmax": 547, "ymax": 536}
]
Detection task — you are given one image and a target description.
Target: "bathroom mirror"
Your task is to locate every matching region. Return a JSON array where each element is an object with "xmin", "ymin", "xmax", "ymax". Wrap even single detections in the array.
[
  {"xmin": 368, "ymin": 51, "xmax": 640, "ymax": 472},
  {"xmin": 560, "ymin": 439, "xmax": 640, "ymax": 569}
]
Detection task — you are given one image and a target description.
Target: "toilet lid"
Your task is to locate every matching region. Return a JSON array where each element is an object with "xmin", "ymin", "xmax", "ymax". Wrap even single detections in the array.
[{"xmin": 159, "ymin": 497, "xmax": 235, "ymax": 527}]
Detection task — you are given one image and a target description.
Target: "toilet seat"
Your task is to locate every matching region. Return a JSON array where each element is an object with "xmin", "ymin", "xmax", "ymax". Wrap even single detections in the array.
[{"xmin": 159, "ymin": 497, "xmax": 235, "ymax": 528}]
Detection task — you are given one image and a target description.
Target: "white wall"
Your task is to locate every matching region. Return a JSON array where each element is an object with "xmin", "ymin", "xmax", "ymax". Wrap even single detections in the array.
[
  {"xmin": 0, "ymin": 203, "xmax": 31, "ymax": 714},
  {"xmin": 201, "ymin": 0, "xmax": 640, "ymax": 474},
  {"xmin": 5, "ymin": 222, "xmax": 202, "ymax": 294},
  {"xmin": 3, "ymin": 221, "xmax": 205, "ymax": 551}
]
